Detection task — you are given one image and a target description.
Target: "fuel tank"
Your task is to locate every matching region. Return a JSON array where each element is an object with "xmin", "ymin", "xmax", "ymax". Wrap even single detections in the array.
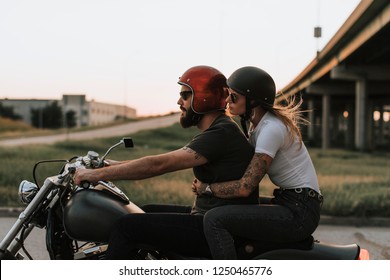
[{"xmin": 63, "ymin": 189, "xmax": 131, "ymax": 242}]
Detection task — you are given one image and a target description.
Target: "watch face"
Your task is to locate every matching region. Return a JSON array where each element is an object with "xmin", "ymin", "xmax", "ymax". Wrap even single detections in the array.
[{"xmin": 205, "ymin": 185, "xmax": 213, "ymax": 196}]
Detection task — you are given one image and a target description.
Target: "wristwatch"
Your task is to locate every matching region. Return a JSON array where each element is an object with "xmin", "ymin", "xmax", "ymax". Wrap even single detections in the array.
[{"xmin": 204, "ymin": 184, "xmax": 213, "ymax": 196}]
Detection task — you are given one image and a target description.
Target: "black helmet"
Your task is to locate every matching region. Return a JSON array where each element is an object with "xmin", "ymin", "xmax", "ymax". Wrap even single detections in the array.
[
  {"xmin": 227, "ymin": 66, "xmax": 276, "ymax": 107},
  {"xmin": 227, "ymin": 66, "xmax": 276, "ymax": 137}
]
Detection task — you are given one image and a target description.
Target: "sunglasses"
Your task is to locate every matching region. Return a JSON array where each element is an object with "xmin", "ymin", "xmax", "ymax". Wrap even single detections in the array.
[
  {"xmin": 229, "ymin": 92, "xmax": 238, "ymax": 103},
  {"xmin": 179, "ymin": 90, "xmax": 192, "ymax": 101}
]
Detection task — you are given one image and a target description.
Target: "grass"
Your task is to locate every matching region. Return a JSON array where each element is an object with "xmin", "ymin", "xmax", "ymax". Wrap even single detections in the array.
[
  {"xmin": 310, "ymin": 149, "xmax": 390, "ymax": 217},
  {"xmin": 0, "ymin": 122, "xmax": 389, "ymax": 218},
  {"xmin": 0, "ymin": 123, "xmax": 198, "ymax": 207},
  {"xmin": 0, "ymin": 118, "xmax": 38, "ymax": 136}
]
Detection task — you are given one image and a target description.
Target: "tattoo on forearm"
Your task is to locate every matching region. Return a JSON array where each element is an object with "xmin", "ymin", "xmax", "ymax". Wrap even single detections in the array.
[
  {"xmin": 214, "ymin": 153, "xmax": 269, "ymax": 198},
  {"xmin": 242, "ymin": 153, "xmax": 268, "ymax": 189},
  {"xmin": 183, "ymin": 146, "xmax": 202, "ymax": 160},
  {"xmin": 218, "ymin": 181, "xmax": 242, "ymax": 196}
]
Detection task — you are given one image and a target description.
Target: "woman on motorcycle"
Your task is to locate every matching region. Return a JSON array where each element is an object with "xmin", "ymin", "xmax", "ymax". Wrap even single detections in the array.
[{"xmin": 193, "ymin": 66, "xmax": 323, "ymax": 259}]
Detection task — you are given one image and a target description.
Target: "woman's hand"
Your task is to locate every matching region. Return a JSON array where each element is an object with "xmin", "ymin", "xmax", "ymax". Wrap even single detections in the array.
[{"xmin": 192, "ymin": 178, "xmax": 207, "ymax": 195}]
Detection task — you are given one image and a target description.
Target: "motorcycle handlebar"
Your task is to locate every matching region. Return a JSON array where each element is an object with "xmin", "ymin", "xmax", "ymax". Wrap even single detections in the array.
[
  {"xmin": 77, "ymin": 137, "xmax": 133, "ymax": 169},
  {"xmin": 67, "ymin": 137, "xmax": 134, "ymax": 187}
]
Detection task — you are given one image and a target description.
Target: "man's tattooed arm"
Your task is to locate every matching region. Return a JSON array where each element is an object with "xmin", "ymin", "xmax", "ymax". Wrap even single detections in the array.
[{"xmin": 182, "ymin": 146, "xmax": 203, "ymax": 161}]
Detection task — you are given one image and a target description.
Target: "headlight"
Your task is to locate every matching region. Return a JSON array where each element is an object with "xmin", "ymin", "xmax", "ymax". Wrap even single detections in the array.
[{"xmin": 18, "ymin": 180, "xmax": 38, "ymax": 204}]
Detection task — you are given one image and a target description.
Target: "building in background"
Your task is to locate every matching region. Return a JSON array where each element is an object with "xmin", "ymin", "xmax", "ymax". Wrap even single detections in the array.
[
  {"xmin": 1, "ymin": 94, "xmax": 137, "ymax": 128},
  {"xmin": 87, "ymin": 97, "xmax": 137, "ymax": 126}
]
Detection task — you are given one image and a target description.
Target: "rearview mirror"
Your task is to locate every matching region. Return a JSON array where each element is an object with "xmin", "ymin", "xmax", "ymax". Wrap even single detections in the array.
[{"xmin": 122, "ymin": 137, "xmax": 134, "ymax": 148}]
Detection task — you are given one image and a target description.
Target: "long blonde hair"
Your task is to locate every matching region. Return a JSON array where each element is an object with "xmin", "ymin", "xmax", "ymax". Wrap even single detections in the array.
[{"xmin": 263, "ymin": 93, "xmax": 309, "ymax": 147}]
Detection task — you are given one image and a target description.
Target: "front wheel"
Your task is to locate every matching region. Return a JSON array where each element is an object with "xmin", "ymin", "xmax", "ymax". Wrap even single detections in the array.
[{"xmin": 46, "ymin": 207, "xmax": 74, "ymax": 260}]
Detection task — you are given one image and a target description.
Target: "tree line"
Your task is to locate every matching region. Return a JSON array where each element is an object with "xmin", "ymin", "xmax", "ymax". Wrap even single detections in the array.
[{"xmin": 0, "ymin": 101, "xmax": 77, "ymax": 129}]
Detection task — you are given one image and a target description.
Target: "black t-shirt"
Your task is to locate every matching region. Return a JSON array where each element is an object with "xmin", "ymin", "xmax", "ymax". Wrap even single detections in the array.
[{"xmin": 187, "ymin": 114, "xmax": 256, "ymax": 215}]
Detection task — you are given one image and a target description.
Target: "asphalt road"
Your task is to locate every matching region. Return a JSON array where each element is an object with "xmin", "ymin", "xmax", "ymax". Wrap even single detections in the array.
[{"xmin": 1, "ymin": 216, "xmax": 389, "ymax": 260}]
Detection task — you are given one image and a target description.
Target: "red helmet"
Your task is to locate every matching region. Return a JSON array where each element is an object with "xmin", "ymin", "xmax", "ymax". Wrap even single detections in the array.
[{"xmin": 178, "ymin": 66, "xmax": 228, "ymax": 114}]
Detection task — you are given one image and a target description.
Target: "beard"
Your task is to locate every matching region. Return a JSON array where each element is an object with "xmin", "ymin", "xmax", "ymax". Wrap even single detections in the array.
[{"xmin": 180, "ymin": 106, "xmax": 202, "ymax": 128}]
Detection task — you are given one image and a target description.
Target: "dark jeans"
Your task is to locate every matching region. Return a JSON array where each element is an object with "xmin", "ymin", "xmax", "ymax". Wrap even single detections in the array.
[
  {"xmin": 203, "ymin": 188, "xmax": 322, "ymax": 259},
  {"xmin": 105, "ymin": 204, "xmax": 211, "ymax": 260}
]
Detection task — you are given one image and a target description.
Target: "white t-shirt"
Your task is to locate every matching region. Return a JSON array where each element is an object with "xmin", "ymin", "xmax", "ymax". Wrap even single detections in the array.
[{"xmin": 249, "ymin": 112, "xmax": 320, "ymax": 192}]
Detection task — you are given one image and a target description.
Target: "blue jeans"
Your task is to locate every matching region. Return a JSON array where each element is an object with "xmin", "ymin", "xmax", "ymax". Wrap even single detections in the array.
[{"xmin": 203, "ymin": 188, "xmax": 322, "ymax": 259}]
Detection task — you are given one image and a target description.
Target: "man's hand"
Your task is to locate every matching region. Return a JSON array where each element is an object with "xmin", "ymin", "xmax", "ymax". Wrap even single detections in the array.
[
  {"xmin": 104, "ymin": 159, "xmax": 122, "ymax": 166},
  {"xmin": 192, "ymin": 178, "xmax": 207, "ymax": 195},
  {"xmin": 74, "ymin": 168, "xmax": 99, "ymax": 186}
]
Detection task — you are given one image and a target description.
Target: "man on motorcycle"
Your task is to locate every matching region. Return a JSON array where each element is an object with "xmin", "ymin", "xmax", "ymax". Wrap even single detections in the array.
[{"xmin": 74, "ymin": 65, "xmax": 255, "ymax": 259}]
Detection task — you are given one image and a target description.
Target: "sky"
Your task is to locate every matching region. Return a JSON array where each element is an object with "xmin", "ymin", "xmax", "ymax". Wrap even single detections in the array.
[{"xmin": 0, "ymin": 0, "xmax": 361, "ymax": 116}]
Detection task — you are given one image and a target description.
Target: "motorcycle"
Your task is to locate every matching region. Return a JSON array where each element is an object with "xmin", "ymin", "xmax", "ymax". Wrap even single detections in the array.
[{"xmin": 0, "ymin": 138, "xmax": 370, "ymax": 260}]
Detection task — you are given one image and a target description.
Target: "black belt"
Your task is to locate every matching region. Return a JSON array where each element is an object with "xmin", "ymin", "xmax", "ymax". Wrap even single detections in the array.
[{"xmin": 281, "ymin": 188, "xmax": 323, "ymax": 202}]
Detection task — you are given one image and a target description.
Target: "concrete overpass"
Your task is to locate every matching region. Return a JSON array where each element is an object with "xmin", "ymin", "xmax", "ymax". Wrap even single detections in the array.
[{"xmin": 280, "ymin": 0, "xmax": 390, "ymax": 151}]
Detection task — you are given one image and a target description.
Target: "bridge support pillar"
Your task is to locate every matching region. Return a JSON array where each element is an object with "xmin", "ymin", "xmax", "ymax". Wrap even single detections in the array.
[
  {"xmin": 355, "ymin": 78, "xmax": 367, "ymax": 151},
  {"xmin": 307, "ymin": 99, "xmax": 315, "ymax": 143},
  {"xmin": 378, "ymin": 106, "xmax": 385, "ymax": 146},
  {"xmin": 330, "ymin": 66, "xmax": 370, "ymax": 151},
  {"xmin": 345, "ymin": 103, "xmax": 355, "ymax": 148},
  {"xmin": 322, "ymin": 94, "xmax": 330, "ymax": 150}
]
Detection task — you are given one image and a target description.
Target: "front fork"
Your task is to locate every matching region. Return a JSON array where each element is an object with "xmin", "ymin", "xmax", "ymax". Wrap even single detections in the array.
[{"xmin": 0, "ymin": 177, "xmax": 57, "ymax": 259}]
